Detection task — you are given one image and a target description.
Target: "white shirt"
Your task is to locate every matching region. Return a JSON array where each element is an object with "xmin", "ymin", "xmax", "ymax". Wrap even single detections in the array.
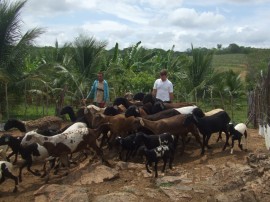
[{"xmin": 153, "ymin": 78, "xmax": 173, "ymax": 102}]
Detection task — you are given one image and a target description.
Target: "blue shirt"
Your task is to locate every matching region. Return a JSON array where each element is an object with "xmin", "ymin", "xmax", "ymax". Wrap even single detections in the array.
[{"xmin": 86, "ymin": 80, "xmax": 109, "ymax": 103}]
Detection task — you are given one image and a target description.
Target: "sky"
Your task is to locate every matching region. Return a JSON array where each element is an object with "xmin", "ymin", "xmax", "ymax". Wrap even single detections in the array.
[{"xmin": 14, "ymin": 0, "xmax": 270, "ymax": 51}]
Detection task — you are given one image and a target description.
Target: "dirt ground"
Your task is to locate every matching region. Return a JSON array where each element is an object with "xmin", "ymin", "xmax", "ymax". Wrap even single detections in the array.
[{"xmin": 0, "ymin": 127, "xmax": 267, "ymax": 201}]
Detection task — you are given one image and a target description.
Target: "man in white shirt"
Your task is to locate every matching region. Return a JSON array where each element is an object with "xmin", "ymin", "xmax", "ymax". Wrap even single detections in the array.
[{"xmin": 152, "ymin": 69, "xmax": 174, "ymax": 103}]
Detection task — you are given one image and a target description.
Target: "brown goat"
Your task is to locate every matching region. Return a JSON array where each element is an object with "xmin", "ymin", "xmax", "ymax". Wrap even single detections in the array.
[
  {"xmin": 84, "ymin": 109, "xmax": 139, "ymax": 147},
  {"xmin": 136, "ymin": 114, "xmax": 202, "ymax": 154}
]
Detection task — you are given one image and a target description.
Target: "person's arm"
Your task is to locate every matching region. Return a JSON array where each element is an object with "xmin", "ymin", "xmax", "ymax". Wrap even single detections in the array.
[
  {"xmin": 103, "ymin": 81, "xmax": 109, "ymax": 104},
  {"xmin": 169, "ymin": 81, "xmax": 173, "ymax": 102},
  {"xmin": 83, "ymin": 81, "xmax": 96, "ymax": 104},
  {"xmin": 152, "ymin": 80, "xmax": 158, "ymax": 97},
  {"xmin": 152, "ymin": 89, "xmax": 157, "ymax": 97},
  {"xmin": 169, "ymin": 92, "xmax": 174, "ymax": 102}
]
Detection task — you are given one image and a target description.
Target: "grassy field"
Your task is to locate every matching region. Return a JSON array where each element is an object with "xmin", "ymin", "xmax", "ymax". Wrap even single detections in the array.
[{"xmin": 212, "ymin": 54, "xmax": 248, "ymax": 79}]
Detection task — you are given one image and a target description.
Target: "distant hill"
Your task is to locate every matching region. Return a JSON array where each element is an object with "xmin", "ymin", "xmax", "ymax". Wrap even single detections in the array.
[{"xmin": 212, "ymin": 50, "xmax": 270, "ymax": 81}]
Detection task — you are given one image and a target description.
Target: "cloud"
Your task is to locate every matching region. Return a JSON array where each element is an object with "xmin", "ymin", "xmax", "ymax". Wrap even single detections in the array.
[
  {"xmin": 11, "ymin": 0, "xmax": 270, "ymax": 51},
  {"xmin": 168, "ymin": 8, "xmax": 225, "ymax": 28}
]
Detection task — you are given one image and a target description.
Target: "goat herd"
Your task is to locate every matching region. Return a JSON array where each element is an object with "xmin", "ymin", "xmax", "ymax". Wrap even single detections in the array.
[{"xmin": 0, "ymin": 93, "xmax": 248, "ymax": 193}]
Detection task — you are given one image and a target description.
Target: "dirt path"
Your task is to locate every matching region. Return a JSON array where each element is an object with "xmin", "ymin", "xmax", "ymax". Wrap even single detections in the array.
[{"xmin": 0, "ymin": 128, "xmax": 267, "ymax": 201}]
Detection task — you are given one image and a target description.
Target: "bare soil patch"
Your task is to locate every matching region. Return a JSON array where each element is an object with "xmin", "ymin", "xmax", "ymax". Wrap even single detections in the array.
[{"xmin": 0, "ymin": 127, "xmax": 267, "ymax": 201}]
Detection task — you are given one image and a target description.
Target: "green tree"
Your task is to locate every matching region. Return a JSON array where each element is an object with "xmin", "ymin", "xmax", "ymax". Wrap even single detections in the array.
[
  {"xmin": 223, "ymin": 70, "xmax": 245, "ymax": 120},
  {"xmin": 0, "ymin": 0, "xmax": 44, "ymax": 118},
  {"xmin": 184, "ymin": 45, "xmax": 214, "ymax": 102}
]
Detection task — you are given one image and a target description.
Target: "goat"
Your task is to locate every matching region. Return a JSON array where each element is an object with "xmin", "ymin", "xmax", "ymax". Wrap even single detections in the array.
[
  {"xmin": 143, "ymin": 145, "xmax": 174, "ymax": 178},
  {"xmin": 21, "ymin": 123, "xmax": 111, "ymax": 182},
  {"xmin": 133, "ymin": 132, "xmax": 175, "ymax": 151},
  {"xmin": 184, "ymin": 108, "xmax": 231, "ymax": 155},
  {"xmin": 125, "ymin": 105, "xmax": 198, "ymax": 120},
  {"xmin": 133, "ymin": 92, "xmax": 145, "ymax": 101},
  {"xmin": 86, "ymin": 110, "xmax": 139, "ymax": 147},
  {"xmin": 4, "ymin": 116, "xmax": 63, "ymax": 132},
  {"xmin": 0, "ymin": 134, "xmax": 22, "ymax": 163},
  {"xmin": 227, "ymin": 123, "xmax": 248, "ymax": 154},
  {"xmin": 115, "ymin": 134, "xmax": 139, "ymax": 161},
  {"xmin": 0, "ymin": 134, "xmax": 51, "ymax": 182},
  {"xmin": 60, "ymin": 106, "xmax": 88, "ymax": 125},
  {"xmin": 113, "ymin": 97, "xmax": 143, "ymax": 109},
  {"xmin": 124, "ymin": 92, "xmax": 134, "ymax": 101},
  {"xmin": 0, "ymin": 161, "xmax": 18, "ymax": 192},
  {"xmin": 135, "ymin": 115, "xmax": 202, "ymax": 154}
]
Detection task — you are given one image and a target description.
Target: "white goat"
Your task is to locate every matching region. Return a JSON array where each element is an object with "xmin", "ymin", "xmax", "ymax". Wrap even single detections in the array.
[{"xmin": 21, "ymin": 124, "xmax": 110, "ymax": 181}]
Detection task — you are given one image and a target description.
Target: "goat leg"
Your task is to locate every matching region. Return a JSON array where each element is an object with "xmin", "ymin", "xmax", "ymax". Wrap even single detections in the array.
[
  {"xmin": 162, "ymin": 158, "xmax": 167, "ymax": 173},
  {"xmin": 216, "ymin": 131, "xmax": 222, "ymax": 142},
  {"xmin": 3, "ymin": 169, "xmax": 18, "ymax": 193},
  {"xmin": 238, "ymin": 139, "xmax": 243, "ymax": 150},
  {"xmin": 222, "ymin": 133, "xmax": 230, "ymax": 151},
  {"xmin": 231, "ymin": 139, "xmax": 235, "ymax": 154},
  {"xmin": 27, "ymin": 161, "xmax": 41, "ymax": 177},
  {"xmin": 92, "ymin": 144, "xmax": 111, "ymax": 167},
  {"xmin": 201, "ymin": 135, "xmax": 206, "ymax": 155},
  {"xmin": 205, "ymin": 134, "xmax": 212, "ymax": 149},
  {"xmin": 118, "ymin": 148, "xmax": 123, "ymax": 161},
  {"xmin": 154, "ymin": 161, "xmax": 158, "ymax": 178},
  {"xmin": 6, "ymin": 151, "xmax": 15, "ymax": 163},
  {"xmin": 125, "ymin": 150, "xmax": 131, "ymax": 162},
  {"xmin": 19, "ymin": 157, "xmax": 41, "ymax": 182},
  {"xmin": 145, "ymin": 161, "xmax": 151, "ymax": 173}
]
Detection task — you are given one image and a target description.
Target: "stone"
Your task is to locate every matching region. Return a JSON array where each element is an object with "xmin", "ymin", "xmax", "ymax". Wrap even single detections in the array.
[
  {"xmin": 115, "ymin": 161, "xmax": 144, "ymax": 170},
  {"xmin": 93, "ymin": 192, "xmax": 138, "ymax": 202},
  {"xmin": 63, "ymin": 164, "xmax": 119, "ymax": 185},
  {"xmin": 156, "ymin": 176, "xmax": 185, "ymax": 186},
  {"xmin": 34, "ymin": 184, "xmax": 89, "ymax": 202}
]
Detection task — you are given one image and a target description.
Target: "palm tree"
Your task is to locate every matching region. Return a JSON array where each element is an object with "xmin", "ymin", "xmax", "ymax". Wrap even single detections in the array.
[
  {"xmin": 72, "ymin": 34, "xmax": 108, "ymax": 96},
  {"xmin": 184, "ymin": 44, "xmax": 214, "ymax": 102},
  {"xmin": 223, "ymin": 70, "xmax": 245, "ymax": 120},
  {"xmin": 0, "ymin": 0, "xmax": 44, "ymax": 118},
  {"xmin": 106, "ymin": 41, "xmax": 157, "ymax": 96}
]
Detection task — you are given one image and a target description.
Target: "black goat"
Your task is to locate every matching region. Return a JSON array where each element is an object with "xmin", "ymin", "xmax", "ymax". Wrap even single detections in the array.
[
  {"xmin": 143, "ymin": 145, "xmax": 174, "ymax": 178},
  {"xmin": 113, "ymin": 97, "xmax": 132, "ymax": 109},
  {"xmin": 227, "ymin": 123, "xmax": 248, "ymax": 154},
  {"xmin": 103, "ymin": 106, "xmax": 121, "ymax": 116},
  {"xmin": 0, "ymin": 134, "xmax": 51, "ymax": 182},
  {"xmin": 60, "ymin": 106, "xmax": 87, "ymax": 123},
  {"xmin": 184, "ymin": 109, "xmax": 231, "ymax": 155},
  {"xmin": 0, "ymin": 134, "xmax": 22, "ymax": 163},
  {"xmin": 0, "ymin": 161, "xmax": 18, "ymax": 192},
  {"xmin": 133, "ymin": 92, "xmax": 145, "ymax": 101},
  {"xmin": 115, "ymin": 134, "xmax": 141, "ymax": 161},
  {"xmin": 133, "ymin": 132, "xmax": 175, "ymax": 152}
]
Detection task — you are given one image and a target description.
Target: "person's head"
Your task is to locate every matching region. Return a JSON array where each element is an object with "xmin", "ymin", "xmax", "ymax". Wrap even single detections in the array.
[
  {"xmin": 160, "ymin": 69, "xmax": 168, "ymax": 81},
  {"xmin": 97, "ymin": 72, "xmax": 104, "ymax": 82}
]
